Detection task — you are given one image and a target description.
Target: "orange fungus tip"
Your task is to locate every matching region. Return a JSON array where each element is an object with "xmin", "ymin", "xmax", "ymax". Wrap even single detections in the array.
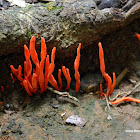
[
  {"xmin": 74, "ymin": 43, "xmax": 81, "ymax": 93},
  {"xmin": 98, "ymin": 42, "xmax": 116, "ymax": 97},
  {"xmin": 136, "ymin": 33, "xmax": 140, "ymax": 41}
]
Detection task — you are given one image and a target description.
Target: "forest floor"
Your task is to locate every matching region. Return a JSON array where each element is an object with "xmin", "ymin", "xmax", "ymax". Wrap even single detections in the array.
[{"xmin": 0, "ymin": 60, "xmax": 140, "ymax": 140}]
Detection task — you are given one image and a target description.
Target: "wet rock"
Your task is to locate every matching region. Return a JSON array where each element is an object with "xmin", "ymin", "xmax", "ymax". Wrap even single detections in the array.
[
  {"xmin": 0, "ymin": 0, "xmax": 11, "ymax": 9},
  {"xmin": 65, "ymin": 115, "xmax": 87, "ymax": 127},
  {"xmin": 0, "ymin": 0, "xmax": 3, "ymax": 6},
  {"xmin": 98, "ymin": 0, "xmax": 123, "ymax": 10},
  {"xmin": 94, "ymin": 0, "xmax": 101, "ymax": 5},
  {"xmin": 122, "ymin": 0, "xmax": 138, "ymax": 11},
  {"xmin": 25, "ymin": 0, "xmax": 38, "ymax": 3},
  {"xmin": 81, "ymin": 73, "xmax": 104, "ymax": 93}
]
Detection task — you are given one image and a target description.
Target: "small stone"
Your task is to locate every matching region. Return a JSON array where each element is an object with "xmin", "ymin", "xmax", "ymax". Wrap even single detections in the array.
[
  {"xmin": 66, "ymin": 115, "xmax": 87, "ymax": 127},
  {"xmin": 107, "ymin": 114, "xmax": 112, "ymax": 120}
]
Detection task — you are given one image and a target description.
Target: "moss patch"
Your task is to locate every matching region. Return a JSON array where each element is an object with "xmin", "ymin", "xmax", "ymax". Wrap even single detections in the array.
[{"xmin": 46, "ymin": 2, "xmax": 63, "ymax": 11}]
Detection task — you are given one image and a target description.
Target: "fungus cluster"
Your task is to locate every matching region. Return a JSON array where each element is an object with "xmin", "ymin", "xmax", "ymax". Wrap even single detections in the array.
[
  {"xmin": 9, "ymin": 33, "xmax": 140, "ymax": 105},
  {"xmin": 10, "ymin": 36, "xmax": 81, "ymax": 96},
  {"xmin": 98, "ymin": 42, "xmax": 116, "ymax": 98},
  {"xmin": 98, "ymin": 33, "xmax": 140, "ymax": 105}
]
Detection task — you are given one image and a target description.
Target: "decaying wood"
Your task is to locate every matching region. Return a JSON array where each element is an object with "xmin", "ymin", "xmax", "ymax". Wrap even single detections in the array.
[
  {"xmin": 115, "ymin": 68, "xmax": 129, "ymax": 87},
  {"xmin": 0, "ymin": 1, "xmax": 140, "ymax": 56},
  {"xmin": 122, "ymin": 81, "xmax": 140, "ymax": 98},
  {"xmin": 47, "ymin": 86, "xmax": 79, "ymax": 102}
]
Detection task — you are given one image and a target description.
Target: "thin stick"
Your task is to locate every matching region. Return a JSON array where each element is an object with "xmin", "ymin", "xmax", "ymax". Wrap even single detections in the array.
[
  {"xmin": 122, "ymin": 81, "xmax": 140, "ymax": 98},
  {"xmin": 115, "ymin": 68, "xmax": 129, "ymax": 87},
  {"xmin": 109, "ymin": 91, "xmax": 127, "ymax": 101},
  {"xmin": 47, "ymin": 86, "xmax": 79, "ymax": 102},
  {"xmin": 105, "ymin": 96, "xmax": 110, "ymax": 111}
]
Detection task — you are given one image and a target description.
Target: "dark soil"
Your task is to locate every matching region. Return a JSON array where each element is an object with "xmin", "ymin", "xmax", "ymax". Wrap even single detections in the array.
[{"xmin": 0, "ymin": 60, "xmax": 140, "ymax": 139}]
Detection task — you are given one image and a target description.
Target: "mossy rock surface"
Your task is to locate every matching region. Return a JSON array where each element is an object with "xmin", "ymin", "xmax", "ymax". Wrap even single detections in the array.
[{"xmin": 0, "ymin": 1, "xmax": 140, "ymax": 76}]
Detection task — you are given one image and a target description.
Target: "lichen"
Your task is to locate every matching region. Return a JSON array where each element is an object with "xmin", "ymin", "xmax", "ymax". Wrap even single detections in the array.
[{"xmin": 46, "ymin": 2, "xmax": 63, "ymax": 11}]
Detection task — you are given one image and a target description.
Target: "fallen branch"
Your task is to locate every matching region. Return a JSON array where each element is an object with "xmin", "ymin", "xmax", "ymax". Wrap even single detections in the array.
[
  {"xmin": 115, "ymin": 68, "xmax": 129, "ymax": 87},
  {"xmin": 122, "ymin": 81, "xmax": 140, "ymax": 98},
  {"xmin": 47, "ymin": 86, "xmax": 79, "ymax": 102}
]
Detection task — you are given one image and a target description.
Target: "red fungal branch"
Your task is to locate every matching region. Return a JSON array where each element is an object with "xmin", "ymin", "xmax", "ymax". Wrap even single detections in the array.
[
  {"xmin": 110, "ymin": 97, "xmax": 140, "ymax": 104},
  {"xmin": 99, "ymin": 34, "xmax": 140, "ymax": 105},
  {"xmin": 74, "ymin": 43, "xmax": 81, "ymax": 93},
  {"xmin": 136, "ymin": 33, "xmax": 140, "ymax": 41},
  {"xmin": 110, "ymin": 33, "xmax": 140, "ymax": 105},
  {"xmin": 98, "ymin": 42, "xmax": 116, "ymax": 98},
  {"xmin": 10, "ymin": 36, "xmax": 60, "ymax": 95},
  {"xmin": 10, "ymin": 36, "xmax": 81, "ymax": 95},
  {"xmin": 62, "ymin": 66, "xmax": 71, "ymax": 91},
  {"xmin": 110, "ymin": 34, "xmax": 140, "ymax": 105}
]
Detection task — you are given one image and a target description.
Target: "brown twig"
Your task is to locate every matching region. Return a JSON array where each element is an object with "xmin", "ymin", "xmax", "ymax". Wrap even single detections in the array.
[
  {"xmin": 122, "ymin": 81, "xmax": 140, "ymax": 98},
  {"xmin": 47, "ymin": 86, "xmax": 79, "ymax": 102},
  {"xmin": 115, "ymin": 68, "xmax": 129, "ymax": 87}
]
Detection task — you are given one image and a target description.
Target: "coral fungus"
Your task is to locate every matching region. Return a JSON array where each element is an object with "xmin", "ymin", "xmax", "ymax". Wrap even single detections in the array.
[
  {"xmin": 110, "ymin": 97, "xmax": 140, "ymax": 104},
  {"xmin": 136, "ymin": 33, "xmax": 140, "ymax": 41},
  {"xmin": 110, "ymin": 34, "xmax": 140, "ymax": 105},
  {"xmin": 10, "ymin": 36, "xmax": 81, "ymax": 95},
  {"xmin": 74, "ymin": 43, "xmax": 81, "ymax": 93},
  {"xmin": 98, "ymin": 42, "xmax": 116, "ymax": 98}
]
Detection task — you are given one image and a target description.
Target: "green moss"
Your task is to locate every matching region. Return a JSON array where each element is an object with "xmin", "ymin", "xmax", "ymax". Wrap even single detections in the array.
[
  {"xmin": 27, "ymin": 31, "xmax": 32, "ymax": 38},
  {"xmin": 46, "ymin": 2, "xmax": 63, "ymax": 11},
  {"xmin": 26, "ymin": 30, "xmax": 34, "ymax": 40},
  {"xmin": 26, "ymin": 5, "xmax": 32, "ymax": 11},
  {"xmin": 41, "ymin": 3, "xmax": 46, "ymax": 6}
]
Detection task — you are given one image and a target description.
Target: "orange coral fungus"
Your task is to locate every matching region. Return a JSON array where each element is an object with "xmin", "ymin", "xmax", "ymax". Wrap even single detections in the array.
[
  {"xmin": 30, "ymin": 36, "xmax": 39, "ymax": 65},
  {"xmin": 10, "ymin": 36, "xmax": 63, "ymax": 95},
  {"xmin": 17, "ymin": 65, "xmax": 24, "ymax": 82},
  {"xmin": 47, "ymin": 47, "xmax": 59, "ymax": 91},
  {"xmin": 38, "ymin": 37, "xmax": 47, "ymax": 93},
  {"xmin": 23, "ymin": 80, "xmax": 32, "ymax": 96},
  {"xmin": 74, "ymin": 43, "xmax": 81, "ymax": 93},
  {"xmin": 62, "ymin": 66, "xmax": 71, "ymax": 90},
  {"xmin": 39, "ymin": 59, "xmax": 45, "ymax": 93},
  {"xmin": 110, "ymin": 97, "xmax": 140, "ymax": 104},
  {"xmin": 41, "ymin": 37, "xmax": 47, "ymax": 61},
  {"xmin": 10, "ymin": 73, "xmax": 16, "ymax": 82},
  {"xmin": 10, "ymin": 36, "xmax": 82, "ymax": 95},
  {"xmin": 136, "ymin": 33, "xmax": 140, "ymax": 41},
  {"xmin": 100, "ymin": 84, "xmax": 103, "ymax": 96},
  {"xmin": 32, "ymin": 73, "xmax": 38, "ymax": 94},
  {"xmin": 98, "ymin": 42, "xmax": 105, "ymax": 75},
  {"xmin": 104, "ymin": 73, "xmax": 112, "ymax": 96},
  {"xmin": 47, "ymin": 47, "xmax": 56, "ymax": 81},
  {"xmin": 29, "ymin": 36, "xmax": 40, "ymax": 80},
  {"xmin": 44, "ymin": 55, "xmax": 49, "ymax": 91},
  {"xmin": 108, "ymin": 72, "xmax": 116, "ymax": 96},
  {"xmin": 10, "ymin": 65, "xmax": 18, "ymax": 78},
  {"xmin": 24, "ymin": 45, "xmax": 32, "ymax": 80},
  {"xmin": 48, "ymin": 74, "xmax": 59, "ymax": 91},
  {"xmin": 98, "ymin": 42, "xmax": 116, "ymax": 97}
]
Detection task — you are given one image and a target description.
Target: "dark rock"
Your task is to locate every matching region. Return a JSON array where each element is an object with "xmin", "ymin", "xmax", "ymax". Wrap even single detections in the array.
[
  {"xmin": 122, "ymin": 0, "xmax": 137, "ymax": 11},
  {"xmin": 25, "ymin": 0, "xmax": 38, "ymax": 4},
  {"xmin": 98, "ymin": 0, "xmax": 122, "ymax": 10},
  {"xmin": 0, "ymin": 0, "xmax": 3, "ymax": 6},
  {"xmin": 81, "ymin": 73, "xmax": 104, "ymax": 93}
]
